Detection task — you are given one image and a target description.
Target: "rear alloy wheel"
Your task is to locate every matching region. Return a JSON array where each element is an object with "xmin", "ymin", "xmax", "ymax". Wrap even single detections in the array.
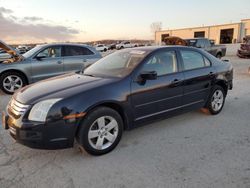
[
  {"xmin": 76, "ymin": 107, "xmax": 123, "ymax": 155},
  {"xmin": 0, "ymin": 72, "xmax": 27, "ymax": 94},
  {"xmin": 207, "ymin": 86, "xmax": 225, "ymax": 115}
]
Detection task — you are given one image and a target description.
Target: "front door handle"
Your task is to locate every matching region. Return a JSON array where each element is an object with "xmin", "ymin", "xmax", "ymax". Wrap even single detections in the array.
[
  {"xmin": 171, "ymin": 79, "xmax": 181, "ymax": 85},
  {"xmin": 57, "ymin": 61, "xmax": 62, "ymax": 64},
  {"xmin": 83, "ymin": 59, "xmax": 87, "ymax": 62}
]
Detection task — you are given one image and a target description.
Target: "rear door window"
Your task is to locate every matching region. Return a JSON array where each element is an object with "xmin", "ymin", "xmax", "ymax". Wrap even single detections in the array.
[
  {"xmin": 63, "ymin": 46, "xmax": 94, "ymax": 56},
  {"xmin": 180, "ymin": 50, "xmax": 210, "ymax": 71}
]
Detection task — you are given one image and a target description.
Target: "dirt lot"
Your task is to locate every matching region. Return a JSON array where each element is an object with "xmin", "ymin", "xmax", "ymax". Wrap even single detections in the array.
[{"xmin": 0, "ymin": 56, "xmax": 250, "ymax": 188}]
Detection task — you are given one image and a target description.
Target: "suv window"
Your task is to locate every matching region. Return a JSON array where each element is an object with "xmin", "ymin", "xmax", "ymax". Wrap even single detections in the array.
[
  {"xmin": 203, "ymin": 39, "xmax": 211, "ymax": 47},
  {"xmin": 180, "ymin": 50, "xmax": 210, "ymax": 70},
  {"xmin": 38, "ymin": 46, "xmax": 61, "ymax": 58},
  {"xmin": 64, "ymin": 46, "xmax": 94, "ymax": 56},
  {"xmin": 141, "ymin": 51, "xmax": 178, "ymax": 76},
  {"xmin": 196, "ymin": 39, "xmax": 205, "ymax": 48}
]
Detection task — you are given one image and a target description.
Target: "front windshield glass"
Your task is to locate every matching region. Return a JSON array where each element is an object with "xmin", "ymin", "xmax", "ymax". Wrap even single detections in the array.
[
  {"xmin": 22, "ymin": 45, "xmax": 43, "ymax": 58},
  {"xmin": 83, "ymin": 50, "xmax": 147, "ymax": 78}
]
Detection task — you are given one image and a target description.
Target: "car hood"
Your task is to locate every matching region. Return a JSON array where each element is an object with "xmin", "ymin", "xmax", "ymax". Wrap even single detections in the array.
[
  {"xmin": 0, "ymin": 40, "xmax": 23, "ymax": 60},
  {"xmin": 14, "ymin": 73, "xmax": 115, "ymax": 104}
]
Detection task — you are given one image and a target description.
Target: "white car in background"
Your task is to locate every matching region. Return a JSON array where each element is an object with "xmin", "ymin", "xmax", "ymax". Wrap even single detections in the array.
[
  {"xmin": 95, "ymin": 44, "xmax": 108, "ymax": 52},
  {"xmin": 116, "ymin": 41, "xmax": 138, "ymax": 50}
]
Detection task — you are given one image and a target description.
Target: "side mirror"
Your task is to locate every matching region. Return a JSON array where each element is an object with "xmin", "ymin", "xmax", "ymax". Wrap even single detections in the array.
[
  {"xmin": 140, "ymin": 71, "xmax": 157, "ymax": 80},
  {"xmin": 36, "ymin": 53, "xmax": 47, "ymax": 60}
]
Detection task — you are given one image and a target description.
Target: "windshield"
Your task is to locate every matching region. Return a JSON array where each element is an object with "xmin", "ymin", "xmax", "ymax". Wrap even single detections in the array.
[
  {"xmin": 23, "ymin": 45, "xmax": 43, "ymax": 58},
  {"xmin": 83, "ymin": 50, "xmax": 147, "ymax": 78}
]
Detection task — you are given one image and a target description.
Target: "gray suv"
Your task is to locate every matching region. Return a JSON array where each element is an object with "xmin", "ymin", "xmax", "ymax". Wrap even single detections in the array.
[{"xmin": 0, "ymin": 41, "xmax": 102, "ymax": 94}]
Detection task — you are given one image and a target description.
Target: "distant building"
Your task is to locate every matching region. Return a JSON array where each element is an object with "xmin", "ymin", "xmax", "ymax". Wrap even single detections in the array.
[{"xmin": 155, "ymin": 19, "xmax": 250, "ymax": 45}]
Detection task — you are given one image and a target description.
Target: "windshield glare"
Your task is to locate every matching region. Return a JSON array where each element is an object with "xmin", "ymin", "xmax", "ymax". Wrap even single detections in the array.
[
  {"xmin": 83, "ymin": 50, "xmax": 147, "ymax": 78},
  {"xmin": 23, "ymin": 45, "xmax": 43, "ymax": 58}
]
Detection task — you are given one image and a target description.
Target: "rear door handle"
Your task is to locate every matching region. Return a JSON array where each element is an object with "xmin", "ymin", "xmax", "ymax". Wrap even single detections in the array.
[{"xmin": 57, "ymin": 61, "xmax": 62, "ymax": 64}]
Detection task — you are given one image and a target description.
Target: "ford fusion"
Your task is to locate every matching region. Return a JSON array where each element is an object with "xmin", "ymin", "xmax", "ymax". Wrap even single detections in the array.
[{"xmin": 2, "ymin": 46, "xmax": 233, "ymax": 155}]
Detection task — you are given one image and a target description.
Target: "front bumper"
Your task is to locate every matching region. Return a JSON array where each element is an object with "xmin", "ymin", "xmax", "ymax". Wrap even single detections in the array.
[{"xmin": 2, "ymin": 111, "xmax": 77, "ymax": 150}]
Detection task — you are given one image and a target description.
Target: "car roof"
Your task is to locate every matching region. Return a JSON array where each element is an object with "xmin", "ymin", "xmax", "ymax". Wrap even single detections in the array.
[
  {"xmin": 131, "ymin": 45, "xmax": 197, "ymax": 53},
  {"xmin": 37, "ymin": 43, "xmax": 92, "ymax": 48}
]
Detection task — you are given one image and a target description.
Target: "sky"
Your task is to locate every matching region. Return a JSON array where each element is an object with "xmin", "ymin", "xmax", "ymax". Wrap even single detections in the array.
[{"xmin": 0, "ymin": 0, "xmax": 250, "ymax": 44}]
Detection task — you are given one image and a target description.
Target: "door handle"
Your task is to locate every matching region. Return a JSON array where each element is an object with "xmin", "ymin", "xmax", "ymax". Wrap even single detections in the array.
[
  {"xmin": 83, "ymin": 59, "xmax": 87, "ymax": 62},
  {"xmin": 171, "ymin": 79, "xmax": 181, "ymax": 85},
  {"xmin": 57, "ymin": 61, "xmax": 62, "ymax": 64}
]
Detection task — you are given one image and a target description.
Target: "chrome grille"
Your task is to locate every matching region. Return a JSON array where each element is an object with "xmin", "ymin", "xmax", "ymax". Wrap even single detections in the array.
[{"xmin": 8, "ymin": 99, "xmax": 29, "ymax": 117}]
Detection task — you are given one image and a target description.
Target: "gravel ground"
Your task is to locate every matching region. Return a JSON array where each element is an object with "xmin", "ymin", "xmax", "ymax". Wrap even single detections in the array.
[{"xmin": 0, "ymin": 56, "xmax": 250, "ymax": 188}]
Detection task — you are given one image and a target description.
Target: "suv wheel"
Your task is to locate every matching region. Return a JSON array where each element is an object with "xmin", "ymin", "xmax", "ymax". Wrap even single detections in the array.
[
  {"xmin": 207, "ymin": 85, "xmax": 225, "ymax": 115},
  {"xmin": 0, "ymin": 72, "xmax": 27, "ymax": 94},
  {"xmin": 76, "ymin": 107, "xmax": 123, "ymax": 155}
]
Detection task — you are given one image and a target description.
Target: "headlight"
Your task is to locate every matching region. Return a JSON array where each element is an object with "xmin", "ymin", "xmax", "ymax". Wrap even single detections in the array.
[{"xmin": 28, "ymin": 99, "xmax": 62, "ymax": 122}]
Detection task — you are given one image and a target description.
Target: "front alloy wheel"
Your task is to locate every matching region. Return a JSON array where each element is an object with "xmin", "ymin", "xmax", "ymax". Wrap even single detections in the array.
[
  {"xmin": 76, "ymin": 107, "xmax": 123, "ymax": 155},
  {"xmin": 88, "ymin": 116, "xmax": 119, "ymax": 150}
]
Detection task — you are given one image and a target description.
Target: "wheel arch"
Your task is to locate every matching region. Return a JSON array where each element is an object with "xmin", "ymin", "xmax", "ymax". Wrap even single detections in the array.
[
  {"xmin": 76, "ymin": 101, "xmax": 131, "ymax": 135},
  {"xmin": 216, "ymin": 51, "xmax": 222, "ymax": 57},
  {"xmin": 215, "ymin": 79, "xmax": 228, "ymax": 95}
]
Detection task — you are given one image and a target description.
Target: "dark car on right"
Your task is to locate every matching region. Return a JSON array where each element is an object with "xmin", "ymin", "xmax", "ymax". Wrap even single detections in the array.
[{"xmin": 237, "ymin": 36, "xmax": 250, "ymax": 58}]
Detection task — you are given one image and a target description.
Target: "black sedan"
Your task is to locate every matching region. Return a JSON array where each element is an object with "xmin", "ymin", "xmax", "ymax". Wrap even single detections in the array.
[{"xmin": 2, "ymin": 46, "xmax": 233, "ymax": 155}]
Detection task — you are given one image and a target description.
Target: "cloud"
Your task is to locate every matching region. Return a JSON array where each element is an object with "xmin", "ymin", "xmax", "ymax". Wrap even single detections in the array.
[
  {"xmin": 0, "ymin": 7, "xmax": 13, "ymax": 14},
  {"xmin": 23, "ymin": 16, "xmax": 44, "ymax": 22},
  {"xmin": 0, "ymin": 7, "xmax": 80, "ymax": 43}
]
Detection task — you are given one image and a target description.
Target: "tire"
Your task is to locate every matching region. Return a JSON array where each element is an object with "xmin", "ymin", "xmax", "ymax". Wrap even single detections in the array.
[
  {"xmin": 104, "ymin": 48, "xmax": 107, "ymax": 52},
  {"xmin": 216, "ymin": 53, "xmax": 222, "ymax": 59},
  {"xmin": 120, "ymin": 46, "xmax": 124, "ymax": 49},
  {"xmin": 206, "ymin": 85, "xmax": 226, "ymax": 115},
  {"xmin": 76, "ymin": 107, "xmax": 123, "ymax": 155},
  {"xmin": 0, "ymin": 71, "xmax": 27, "ymax": 95}
]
